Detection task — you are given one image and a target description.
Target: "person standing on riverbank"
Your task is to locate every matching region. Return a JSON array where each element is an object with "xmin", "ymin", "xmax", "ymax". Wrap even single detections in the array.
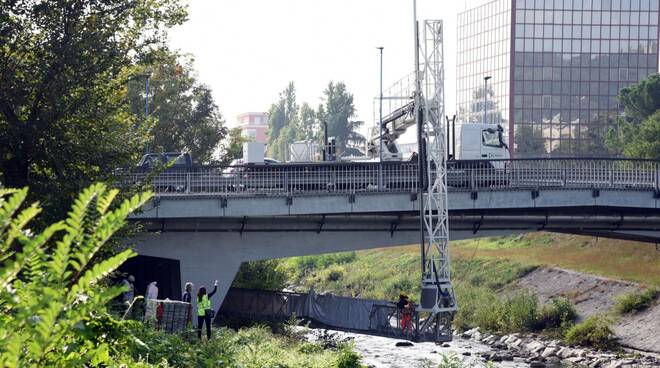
[
  {"xmin": 182, "ymin": 282, "xmax": 193, "ymax": 325},
  {"xmin": 197, "ymin": 280, "xmax": 218, "ymax": 340}
]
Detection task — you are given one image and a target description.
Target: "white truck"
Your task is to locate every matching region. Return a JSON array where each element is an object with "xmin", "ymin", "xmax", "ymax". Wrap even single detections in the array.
[{"xmin": 452, "ymin": 123, "xmax": 509, "ymax": 168}]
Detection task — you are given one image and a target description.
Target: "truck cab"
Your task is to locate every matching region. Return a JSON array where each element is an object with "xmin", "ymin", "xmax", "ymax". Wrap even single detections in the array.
[{"xmin": 454, "ymin": 123, "xmax": 509, "ymax": 167}]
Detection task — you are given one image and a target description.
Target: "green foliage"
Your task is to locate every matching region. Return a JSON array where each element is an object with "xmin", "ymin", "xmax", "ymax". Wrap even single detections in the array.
[
  {"xmin": 151, "ymin": 325, "xmax": 360, "ymax": 368},
  {"xmin": 0, "ymin": 184, "xmax": 152, "ymax": 367},
  {"xmin": 514, "ymin": 125, "xmax": 546, "ymax": 157},
  {"xmin": 614, "ymin": 287, "xmax": 660, "ymax": 314},
  {"xmin": 293, "ymin": 252, "xmax": 357, "ymax": 274},
  {"xmin": 318, "ymin": 81, "xmax": 365, "ymax": 156},
  {"xmin": 619, "ymin": 74, "xmax": 660, "ymax": 122},
  {"xmin": 564, "ymin": 316, "xmax": 617, "ymax": 349},
  {"xmin": 621, "ymin": 111, "xmax": 660, "ymax": 159},
  {"xmin": 0, "ymin": 0, "xmax": 187, "ymax": 222},
  {"xmin": 128, "ymin": 52, "xmax": 228, "ymax": 163},
  {"xmin": 267, "ymin": 82, "xmax": 300, "ymax": 160},
  {"xmin": 451, "ymin": 258, "xmax": 536, "ymax": 290},
  {"xmin": 607, "ymin": 73, "xmax": 660, "ymax": 158},
  {"xmin": 232, "ymin": 259, "xmax": 288, "ymax": 291},
  {"xmin": 266, "ymin": 81, "xmax": 364, "ymax": 160},
  {"xmin": 455, "ymin": 288, "xmax": 577, "ymax": 335},
  {"xmin": 335, "ymin": 343, "xmax": 363, "ymax": 368},
  {"xmin": 537, "ymin": 298, "xmax": 578, "ymax": 332},
  {"xmin": 220, "ymin": 127, "xmax": 249, "ymax": 165},
  {"xmin": 436, "ymin": 353, "xmax": 466, "ymax": 368}
]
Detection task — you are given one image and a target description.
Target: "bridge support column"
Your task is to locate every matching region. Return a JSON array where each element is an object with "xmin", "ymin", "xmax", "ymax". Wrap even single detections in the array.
[
  {"xmin": 131, "ymin": 227, "xmax": 422, "ymax": 320},
  {"xmin": 132, "ymin": 233, "xmax": 243, "ymax": 325}
]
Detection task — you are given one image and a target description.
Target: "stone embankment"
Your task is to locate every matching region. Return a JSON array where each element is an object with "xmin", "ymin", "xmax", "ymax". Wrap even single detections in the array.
[{"xmin": 460, "ymin": 327, "xmax": 660, "ymax": 368}]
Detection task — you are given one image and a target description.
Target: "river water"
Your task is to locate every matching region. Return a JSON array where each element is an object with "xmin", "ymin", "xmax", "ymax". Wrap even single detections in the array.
[{"xmin": 314, "ymin": 330, "xmax": 530, "ymax": 368}]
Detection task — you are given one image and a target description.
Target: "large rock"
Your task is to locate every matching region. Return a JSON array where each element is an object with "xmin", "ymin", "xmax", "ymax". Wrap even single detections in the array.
[
  {"xmin": 526, "ymin": 341, "xmax": 545, "ymax": 353},
  {"xmin": 541, "ymin": 346, "xmax": 558, "ymax": 358}
]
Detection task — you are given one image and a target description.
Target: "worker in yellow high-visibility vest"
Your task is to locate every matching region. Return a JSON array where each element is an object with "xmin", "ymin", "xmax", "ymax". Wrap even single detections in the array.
[{"xmin": 196, "ymin": 280, "xmax": 218, "ymax": 340}]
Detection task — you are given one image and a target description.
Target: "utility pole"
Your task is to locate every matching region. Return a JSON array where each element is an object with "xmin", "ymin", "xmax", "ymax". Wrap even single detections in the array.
[
  {"xmin": 145, "ymin": 72, "xmax": 152, "ymax": 154},
  {"xmin": 483, "ymin": 76, "xmax": 491, "ymax": 125},
  {"xmin": 378, "ymin": 46, "xmax": 384, "ymax": 189}
]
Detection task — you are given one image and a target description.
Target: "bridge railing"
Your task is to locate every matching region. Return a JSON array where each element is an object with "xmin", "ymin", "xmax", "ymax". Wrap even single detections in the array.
[{"xmin": 116, "ymin": 158, "xmax": 660, "ymax": 196}]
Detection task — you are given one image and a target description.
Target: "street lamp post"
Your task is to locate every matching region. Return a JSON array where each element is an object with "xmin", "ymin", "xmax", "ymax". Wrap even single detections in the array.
[
  {"xmin": 483, "ymin": 76, "xmax": 492, "ymax": 125},
  {"xmin": 377, "ymin": 46, "xmax": 384, "ymax": 189}
]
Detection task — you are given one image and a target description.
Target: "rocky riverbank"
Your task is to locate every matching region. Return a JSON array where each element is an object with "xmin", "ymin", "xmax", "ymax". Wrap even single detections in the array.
[
  {"xmin": 459, "ymin": 327, "xmax": 660, "ymax": 368},
  {"xmin": 306, "ymin": 328, "xmax": 660, "ymax": 368},
  {"xmin": 513, "ymin": 267, "xmax": 660, "ymax": 354}
]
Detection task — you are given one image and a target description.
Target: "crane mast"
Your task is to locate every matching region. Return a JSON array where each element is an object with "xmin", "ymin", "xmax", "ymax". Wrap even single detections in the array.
[
  {"xmin": 414, "ymin": 19, "xmax": 457, "ymax": 343},
  {"xmin": 371, "ymin": 10, "xmax": 456, "ymax": 343}
]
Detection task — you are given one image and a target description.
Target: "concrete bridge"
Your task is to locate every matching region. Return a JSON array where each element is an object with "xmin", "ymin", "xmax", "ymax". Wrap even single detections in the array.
[{"xmin": 122, "ymin": 158, "xmax": 660, "ymax": 310}]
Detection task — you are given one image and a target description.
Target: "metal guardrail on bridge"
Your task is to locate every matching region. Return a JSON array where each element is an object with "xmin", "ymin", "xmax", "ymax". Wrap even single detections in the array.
[{"xmin": 117, "ymin": 159, "xmax": 660, "ymax": 196}]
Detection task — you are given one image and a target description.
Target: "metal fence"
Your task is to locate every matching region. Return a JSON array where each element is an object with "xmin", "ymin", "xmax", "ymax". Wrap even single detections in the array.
[
  {"xmin": 217, "ymin": 288, "xmax": 444, "ymax": 342},
  {"xmin": 116, "ymin": 159, "xmax": 660, "ymax": 196}
]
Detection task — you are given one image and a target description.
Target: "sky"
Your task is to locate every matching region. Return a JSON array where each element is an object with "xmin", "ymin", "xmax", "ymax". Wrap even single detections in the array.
[{"xmin": 168, "ymin": 0, "xmax": 488, "ymax": 136}]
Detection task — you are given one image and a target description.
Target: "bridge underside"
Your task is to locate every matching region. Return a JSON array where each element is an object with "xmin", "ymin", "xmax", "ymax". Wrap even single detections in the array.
[
  {"xmin": 129, "ymin": 188, "xmax": 660, "ymax": 322},
  {"xmin": 132, "ymin": 207, "xmax": 660, "ymax": 319}
]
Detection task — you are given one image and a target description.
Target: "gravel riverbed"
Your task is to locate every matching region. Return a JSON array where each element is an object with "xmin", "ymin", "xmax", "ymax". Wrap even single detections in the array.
[{"xmin": 306, "ymin": 328, "xmax": 660, "ymax": 368}]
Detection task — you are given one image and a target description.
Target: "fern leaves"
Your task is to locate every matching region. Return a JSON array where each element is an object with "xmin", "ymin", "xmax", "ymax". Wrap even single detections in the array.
[{"xmin": 0, "ymin": 184, "xmax": 152, "ymax": 367}]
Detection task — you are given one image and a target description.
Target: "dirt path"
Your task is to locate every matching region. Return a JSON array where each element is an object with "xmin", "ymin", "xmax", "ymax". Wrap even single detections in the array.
[{"xmin": 512, "ymin": 267, "xmax": 660, "ymax": 353}]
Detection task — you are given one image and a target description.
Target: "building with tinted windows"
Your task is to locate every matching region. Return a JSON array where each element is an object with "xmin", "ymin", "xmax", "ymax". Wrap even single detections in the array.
[{"xmin": 457, "ymin": 0, "xmax": 659, "ymax": 156}]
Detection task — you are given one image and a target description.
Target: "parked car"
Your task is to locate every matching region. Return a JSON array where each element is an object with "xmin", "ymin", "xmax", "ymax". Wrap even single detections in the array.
[{"xmin": 221, "ymin": 157, "xmax": 280, "ymax": 177}]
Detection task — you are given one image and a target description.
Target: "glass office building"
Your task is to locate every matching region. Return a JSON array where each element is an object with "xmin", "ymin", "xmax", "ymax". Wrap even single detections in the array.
[{"xmin": 457, "ymin": 0, "xmax": 660, "ymax": 156}]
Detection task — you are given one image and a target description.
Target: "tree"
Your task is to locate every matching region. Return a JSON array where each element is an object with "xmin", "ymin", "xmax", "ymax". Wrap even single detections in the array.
[
  {"xmin": 267, "ymin": 82, "xmax": 299, "ymax": 160},
  {"xmin": 318, "ymin": 82, "xmax": 364, "ymax": 156},
  {"xmin": 0, "ymin": 184, "xmax": 152, "ymax": 366},
  {"xmin": 515, "ymin": 125, "xmax": 547, "ymax": 157},
  {"xmin": 232, "ymin": 260, "xmax": 287, "ymax": 291},
  {"xmin": 619, "ymin": 74, "xmax": 660, "ymax": 122},
  {"xmin": 128, "ymin": 53, "xmax": 227, "ymax": 163},
  {"xmin": 615, "ymin": 111, "xmax": 660, "ymax": 159},
  {"xmin": 0, "ymin": 0, "xmax": 187, "ymax": 221},
  {"xmin": 220, "ymin": 127, "xmax": 248, "ymax": 164},
  {"xmin": 298, "ymin": 102, "xmax": 318, "ymax": 142},
  {"xmin": 607, "ymin": 74, "xmax": 660, "ymax": 158}
]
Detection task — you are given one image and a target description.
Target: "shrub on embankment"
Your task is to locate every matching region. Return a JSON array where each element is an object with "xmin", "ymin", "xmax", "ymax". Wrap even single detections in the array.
[
  {"xmin": 614, "ymin": 287, "xmax": 660, "ymax": 314},
  {"xmin": 564, "ymin": 316, "xmax": 617, "ymax": 350},
  {"xmin": 453, "ymin": 288, "xmax": 577, "ymax": 335}
]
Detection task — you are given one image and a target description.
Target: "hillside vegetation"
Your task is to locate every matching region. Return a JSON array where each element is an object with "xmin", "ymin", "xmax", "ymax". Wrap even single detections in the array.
[
  {"xmin": 452, "ymin": 233, "xmax": 660, "ymax": 286},
  {"xmin": 245, "ymin": 232, "xmax": 660, "ymax": 348}
]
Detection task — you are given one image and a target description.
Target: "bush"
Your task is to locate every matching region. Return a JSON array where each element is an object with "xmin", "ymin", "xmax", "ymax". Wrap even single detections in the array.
[
  {"xmin": 564, "ymin": 316, "xmax": 617, "ymax": 349},
  {"xmin": 537, "ymin": 298, "xmax": 578, "ymax": 332},
  {"xmin": 614, "ymin": 288, "xmax": 659, "ymax": 314},
  {"xmin": 500, "ymin": 291, "xmax": 540, "ymax": 332},
  {"xmin": 232, "ymin": 259, "xmax": 288, "ymax": 290},
  {"xmin": 453, "ymin": 285, "xmax": 578, "ymax": 335},
  {"xmin": 335, "ymin": 343, "xmax": 363, "ymax": 368},
  {"xmin": 0, "ymin": 185, "xmax": 152, "ymax": 367}
]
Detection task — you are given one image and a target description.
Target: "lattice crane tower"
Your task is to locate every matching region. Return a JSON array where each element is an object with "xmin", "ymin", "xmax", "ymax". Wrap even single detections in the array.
[{"xmin": 415, "ymin": 18, "xmax": 458, "ymax": 342}]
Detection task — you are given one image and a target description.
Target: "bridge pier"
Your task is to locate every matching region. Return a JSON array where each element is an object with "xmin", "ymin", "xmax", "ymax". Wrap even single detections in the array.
[{"xmin": 132, "ymin": 227, "xmax": 421, "ymax": 322}]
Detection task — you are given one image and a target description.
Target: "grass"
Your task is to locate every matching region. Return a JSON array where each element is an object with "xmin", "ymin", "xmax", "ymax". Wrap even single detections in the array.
[
  {"xmin": 453, "ymin": 233, "xmax": 660, "ymax": 286},
  {"xmin": 614, "ymin": 287, "xmax": 660, "ymax": 314},
  {"xmin": 233, "ymin": 232, "xmax": 659, "ymax": 349},
  {"xmin": 127, "ymin": 323, "xmax": 364, "ymax": 368},
  {"xmin": 279, "ymin": 246, "xmax": 576, "ymax": 335}
]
